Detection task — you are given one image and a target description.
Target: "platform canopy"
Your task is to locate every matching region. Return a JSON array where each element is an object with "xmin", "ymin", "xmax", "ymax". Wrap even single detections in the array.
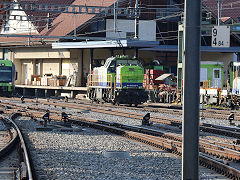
[
  {"xmin": 139, "ymin": 45, "xmax": 240, "ymax": 53},
  {"xmin": 52, "ymin": 40, "xmax": 159, "ymax": 49}
]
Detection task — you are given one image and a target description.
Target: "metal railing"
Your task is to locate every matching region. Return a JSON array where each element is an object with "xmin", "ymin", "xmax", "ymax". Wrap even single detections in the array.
[
  {"xmin": 88, "ymin": 73, "xmax": 144, "ymax": 90},
  {"xmin": 87, "ymin": 74, "xmax": 113, "ymax": 88}
]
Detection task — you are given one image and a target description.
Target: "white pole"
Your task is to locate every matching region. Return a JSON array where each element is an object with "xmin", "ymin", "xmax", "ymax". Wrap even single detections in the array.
[
  {"xmin": 218, "ymin": 0, "xmax": 219, "ymax": 26},
  {"xmin": 114, "ymin": 2, "xmax": 116, "ymax": 32}
]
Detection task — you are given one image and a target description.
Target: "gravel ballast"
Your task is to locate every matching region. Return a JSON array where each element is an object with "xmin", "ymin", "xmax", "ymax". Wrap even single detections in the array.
[
  {"xmin": 12, "ymin": 116, "xmax": 228, "ymax": 180},
  {"xmin": 0, "ymin": 99, "xmax": 232, "ymax": 179}
]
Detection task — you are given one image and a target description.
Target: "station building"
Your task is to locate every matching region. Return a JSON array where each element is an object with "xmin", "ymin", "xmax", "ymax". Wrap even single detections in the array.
[{"xmin": 0, "ymin": 0, "xmax": 239, "ymax": 97}]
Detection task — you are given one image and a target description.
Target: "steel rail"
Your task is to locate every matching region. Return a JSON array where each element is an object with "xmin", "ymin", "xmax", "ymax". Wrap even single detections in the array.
[
  {"xmin": 3, "ymin": 97, "xmax": 240, "ymax": 120},
  {"xmin": 4, "ymin": 105, "xmax": 240, "ymax": 162},
  {"xmin": 0, "ymin": 114, "xmax": 33, "ymax": 180},
  {"xmin": 2, "ymin": 102, "xmax": 240, "ymax": 178},
  {"xmin": 2, "ymin": 99, "xmax": 240, "ymax": 140},
  {"xmin": 9, "ymin": 99, "xmax": 240, "ymax": 138},
  {"xmin": 0, "ymin": 119, "xmax": 18, "ymax": 158},
  {"xmin": 2, "ymin": 100, "xmax": 240, "ymax": 160},
  {"xmin": 87, "ymin": 99, "xmax": 240, "ymax": 121},
  {"xmin": 60, "ymin": 114, "xmax": 240, "ymax": 179},
  {"xmin": 56, "ymin": 98, "xmax": 240, "ymax": 121}
]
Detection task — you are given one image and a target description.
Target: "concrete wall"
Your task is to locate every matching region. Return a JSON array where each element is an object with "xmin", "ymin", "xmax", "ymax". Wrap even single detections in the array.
[
  {"xmin": 70, "ymin": 49, "xmax": 82, "ymax": 86},
  {"xmin": 42, "ymin": 59, "xmax": 60, "ymax": 76},
  {"xmin": 13, "ymin": 57, "xmax": 22, "ymax": 85},
  {"xmin": 14, "ymin": 48, "xmax": 70, "ymax": 59},
  {"xmin": 21, "ymin": 59, "xmax": 34, "ymax": 85},
  {"xmin": 106, "ymin": 19, "xmax": 156, "ymax": 41},
  {"xmin": 11, "ymin": 47, "xmax": 70, "ymax": 85},
  {"xmin": 83, "ymin": 49, "xmax": 90, "ymax": 75}
]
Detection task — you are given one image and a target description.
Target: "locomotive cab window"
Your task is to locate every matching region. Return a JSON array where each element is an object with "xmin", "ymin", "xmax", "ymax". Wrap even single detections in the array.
[
  {"xmin": 108, "ymin": 61, "xmax": 116, "ymax": 73},
  {"xmin": 0, "ymin": 66, "xmax": 12, "ymax": 82},
  {"xmin": 117, "ymin": 59, "xmax": 143, "ymax": 67}
]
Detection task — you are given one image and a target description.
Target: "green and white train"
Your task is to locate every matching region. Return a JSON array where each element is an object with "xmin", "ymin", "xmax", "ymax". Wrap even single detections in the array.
[
  {"xmin": 199, "ymin": 61, "xmax": 240, "ymax": 106},
  {"xmin": 0, "ymin": 60, "xmax": 16, "ymax": 96},
  {"xmin": 87, "ymin": 56, "xmax": 148, "ymax": 106}
]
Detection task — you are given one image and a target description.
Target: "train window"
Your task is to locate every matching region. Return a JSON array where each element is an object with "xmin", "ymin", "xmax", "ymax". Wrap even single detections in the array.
[
  {"xmin": 0, "ymin": 66, "xmax": 12, "ymax": 82},
  {"xmin": 108, "ymin": 61, "xmax": 116, "ymax": 73},
  {"xmin": 117, "ymin": 59, "xmax": 143, "ymax": 67},
  {"xmin": 214, "ymin": 70, "xmax": 220, "ymax": 78}
]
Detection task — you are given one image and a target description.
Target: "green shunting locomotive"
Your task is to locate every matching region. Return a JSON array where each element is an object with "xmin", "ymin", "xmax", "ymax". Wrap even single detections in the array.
[
  {"xmin": 87, "ymin": 56, "xmax": 148, "ymax": 106},
  {"xmin": 0, "ymin": 60, "xmax": 16, "ymax": 96}
]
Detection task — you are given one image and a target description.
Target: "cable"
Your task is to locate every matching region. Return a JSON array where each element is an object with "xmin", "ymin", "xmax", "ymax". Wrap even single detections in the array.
[
  {"xmin": 154, "ymin": 12, "xmax": 183, "ymax": 21},
  {"xmin": 0, "ymin": 1, "xmax": 183, "ymax": 41}
]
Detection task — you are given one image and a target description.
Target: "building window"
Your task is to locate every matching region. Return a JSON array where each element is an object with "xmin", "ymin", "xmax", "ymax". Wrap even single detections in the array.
[
  {"xmin": 3, "ymin": 22, "xmax": 10, "ymax": 32},
  {"xmin": 90, "ymin": 20, "xmax": 105, "ymax": 32},
  {"xmin": 35, "ymin": 59, "xmax": 40, "ymax": 75},
  {"xmin": 214, "ymin": 70, "xmax": 220, "ymax": 78}
]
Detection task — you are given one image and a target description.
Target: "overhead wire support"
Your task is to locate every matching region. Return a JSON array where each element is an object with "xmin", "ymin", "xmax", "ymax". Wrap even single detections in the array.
[
  {"xmin": 182, "ymin": 0, "xmax": 201, "ymax": 179},
  {"xmin": 0, "ymin": 1, "xmax": 138, "ymax": 17},
  {"xmin": 0, "ymin": 34, "xmax": 107, "ymax": 41},
  {"xmin": 134, "ymin": 0, "xmax": 139, "ymax": 39},
  {"xmin": 217, "ymin": 0, "xmax": 223, "ymax": 26}
]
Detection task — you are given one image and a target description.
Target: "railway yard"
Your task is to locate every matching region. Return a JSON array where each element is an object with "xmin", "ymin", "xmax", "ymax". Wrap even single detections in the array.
[{"xmin": 0, "ymin": 96, "xmax": 239, "ymax": 179}]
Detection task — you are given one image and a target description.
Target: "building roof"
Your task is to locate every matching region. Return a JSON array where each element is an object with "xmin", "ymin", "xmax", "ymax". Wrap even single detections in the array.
[
  {"xmin": 202, "ymin": 0, "xmax": 240, "ymax": 23},
  {"xmin": 40, "ymin": 0, "xmax": 116, "ymax": 37},
  {"xmin": 18, "ymin": 0, "xmax": 75, "ymax": 32},
  {"xmin": 0, "ymin": 0, "xmax": 12, "ymax": 30},
  {"xmin": 0, "ymin": 0, "xmax": 117, "ymax": 46},
  {"xmin": 1, "ymin": 0, "xmax": 240, "ymax": 48}
]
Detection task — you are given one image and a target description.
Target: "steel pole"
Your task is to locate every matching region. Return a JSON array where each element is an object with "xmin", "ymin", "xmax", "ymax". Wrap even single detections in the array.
[
  {"xmin": 134, "ymin": 0, "xmax": 139, "ymax": 39},
  {"xmin": 182, "ymin": 0, "xmax": 201, "ymax": 179},
  {"xmin": 217, "ymin": 0, "xmax": 220, "ymax": 26}
]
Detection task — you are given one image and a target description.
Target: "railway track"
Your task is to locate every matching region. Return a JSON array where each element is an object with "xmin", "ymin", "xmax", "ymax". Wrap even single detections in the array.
[
  {"xmin": 71, "ymin": 99, "xmax": 240, "ymax": 121},
  {"xmin": 1, "ymin": 98, "xmax": 240, "ymax": 142},
  {"xmin": 0, "ymin": 97, "xmax": 239, "ymax": 178},
  {"xmin": 12, "ymin": 111, "xmax": 240, "ymax": 179},
  {"xmin": 0, "ymin": 121, "xmax": 17, "ymax": 180},
  {"xmin": 3, "ymin": 96, "xmax": 240, "ymax": 121},
  {"xmin": 0, "ymin": 115, "xmax": 33, "ymax": 180},
  {"xmin": 2, "ymin": 98, "xmax": 240, "ymax": 139}
]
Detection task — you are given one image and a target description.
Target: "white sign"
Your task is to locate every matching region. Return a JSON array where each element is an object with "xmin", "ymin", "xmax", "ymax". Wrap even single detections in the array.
[{"xmin": 212, "ymin": 26, "xmax": 230, "ymax": 47}]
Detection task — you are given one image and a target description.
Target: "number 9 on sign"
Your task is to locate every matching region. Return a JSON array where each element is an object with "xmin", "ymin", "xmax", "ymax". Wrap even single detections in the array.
[
  {"xmin": 211, "ymin": 26, "xmax": 230, "ymax": 48},
  {"xmin": 212, "ymin": 28, "xmax": 217, "ymax": 37}
]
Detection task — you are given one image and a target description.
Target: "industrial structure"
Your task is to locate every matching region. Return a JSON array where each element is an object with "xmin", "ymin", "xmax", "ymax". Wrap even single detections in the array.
[{"xmin": 0, "ymin": 0, "xmax": 240, "ymax": 98}]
